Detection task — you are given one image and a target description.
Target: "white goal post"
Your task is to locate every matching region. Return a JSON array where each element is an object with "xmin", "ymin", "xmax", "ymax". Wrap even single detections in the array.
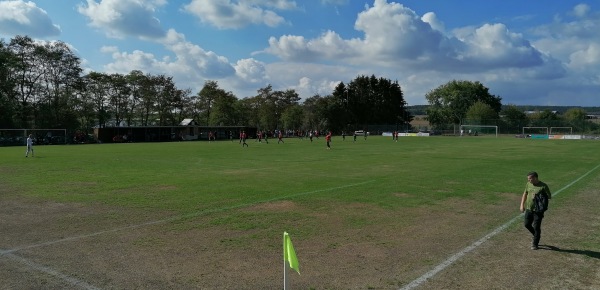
[
  {"xmin": 522, "ymin": 127, "xmax": 549, "ymax": 136},
  {"xmin": 549, "ymin": 127, "xmax": 573, "ymax": 135},
  {"xmin": 459, "ymin": 125, "xmax": 498, "ymax": 137}
]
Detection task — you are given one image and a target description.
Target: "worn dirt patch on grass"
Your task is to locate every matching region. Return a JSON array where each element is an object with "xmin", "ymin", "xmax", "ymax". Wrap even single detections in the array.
[
  {"xmin": 244, "ymin": 200, "xmax": 296, "ymax": 211},
  {"xmin": 1, "ymin": 180, "xmax": 599, "ymax": 289}
]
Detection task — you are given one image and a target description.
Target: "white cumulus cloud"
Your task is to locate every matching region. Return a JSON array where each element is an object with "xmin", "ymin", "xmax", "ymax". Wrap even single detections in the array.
[
  {"xmin": 102, "ymin": 28, "xmax": 235, "ymax": 91},
  {"xmin": 264, "ymin": 0, "xmax": 553, "ymax": 75},
  {"xmin": 0, "ymin": 0, "xmax": 61, "ymax": 37},
  {"xmin": 184, "ymin": 0, "xmax": 294, "ymax": 29},
  {"xmin": 234, "ymin": 58, "xmax": 268, "ymax": 84},
  {"xmin": 77, "ymin": 0, "xmax": 165, "ymax": 39}
]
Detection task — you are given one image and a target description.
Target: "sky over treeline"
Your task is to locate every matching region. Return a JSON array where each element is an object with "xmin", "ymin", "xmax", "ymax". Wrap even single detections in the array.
[{"xmin": 0, "ymin": 0, "xmax": 598, "ymax": 106}]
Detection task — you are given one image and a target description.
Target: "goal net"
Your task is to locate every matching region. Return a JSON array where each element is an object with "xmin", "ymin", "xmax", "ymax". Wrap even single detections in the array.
[
  {"xmin": 0, "ymin": 129, "xmax": 67, "ymax": 146},
  {"xmin": 459, "ymin": 125, "xmax": 498, "ymax": 137},
  {"xmin": 522, "ymin": 127, "xmax": 548, "ymax": 136},
  {"xmin": 549, "ymin": 127, "xmax": 573, "ymax": 135}
]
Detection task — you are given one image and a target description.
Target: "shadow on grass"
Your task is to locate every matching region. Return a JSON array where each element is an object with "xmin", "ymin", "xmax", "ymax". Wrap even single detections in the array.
[{"xmin": 540, "ymin": 245, "xmax": 600, "ymax": 259}]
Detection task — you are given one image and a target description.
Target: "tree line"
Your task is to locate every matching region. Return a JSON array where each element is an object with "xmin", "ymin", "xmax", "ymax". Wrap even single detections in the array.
[
  {"xmin": 422, "ymin": 80, "xmax": 599, "ymax": 134},
  {"xmin": 0, "ymin": 35, "xmax": 411, "ymax": 134},
  {"xmin": 3, "ymin": 35, "xmax": 594, "ymax": 136}
]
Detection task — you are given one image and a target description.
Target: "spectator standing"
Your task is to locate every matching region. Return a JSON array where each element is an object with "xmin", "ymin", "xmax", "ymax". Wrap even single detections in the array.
[{"xmin": 520, "ymin": 171, "xmax": 551, "ymax": 250}]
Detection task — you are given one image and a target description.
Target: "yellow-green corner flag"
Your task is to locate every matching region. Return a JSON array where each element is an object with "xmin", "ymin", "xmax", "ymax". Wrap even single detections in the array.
[{"xmin": 283, "ymin": 231, "xmax": 300, "ymax": 275}]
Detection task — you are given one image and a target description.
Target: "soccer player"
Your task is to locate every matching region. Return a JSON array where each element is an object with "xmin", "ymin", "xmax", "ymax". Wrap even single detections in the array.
[
  {"xmin": 325, "ymin": 131, "xmax": 332, "ymax": 149},
  {"xmin": 241, "ymin": 131, "xmax": 248, "ymax": 147},
  {"xmin": 25, "ymin": 134, "xmax": 34, "ymax": 157}
]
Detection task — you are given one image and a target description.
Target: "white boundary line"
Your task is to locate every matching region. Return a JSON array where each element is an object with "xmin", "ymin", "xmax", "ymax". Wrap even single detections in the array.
[
  {"xmin": 3, "ymin": 180, "xmax": 374, "ymax": 254},
  {"xmin": 399, "ymin": 164, "xmax": 600, "ymax": 290},
  {"xmin": 0, "ymin": 251, "xmax": 100, "ymax": 290},
  {"xmin": 1, "ymin": 180, "xmax": 374, "ymax": 289}
]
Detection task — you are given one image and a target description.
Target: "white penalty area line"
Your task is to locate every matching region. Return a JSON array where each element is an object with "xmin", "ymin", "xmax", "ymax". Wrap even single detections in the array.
[
  {"xmin": 1, "ymin": 180, "xmax": 373, "ymax": 289},
  {"xmin": 3, "ymin": 180, "xmax": 375, "ymax": 256},
  {"xmin": 399, "ymin": 163, "xmax": 600, "ymax": 290},
  {"xmin": 0, "ymin": 250, "xmax": 100, "ymax": 290}
]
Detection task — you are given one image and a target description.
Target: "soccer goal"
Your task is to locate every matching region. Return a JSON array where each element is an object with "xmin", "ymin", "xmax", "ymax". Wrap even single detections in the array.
[
  {"xmin": 459, "ymin": 125, "xmax": 498, "ymax": 137},
  {"xmin": 522, "ymin": 127, "xmax": 549, "ymax": 136},
  {"xmin": 0, "ymin": 129, "xmax": 67, "ymax": 146},
  {"xmin": 549, "ymin": 127, "xmax": 573, "ymax": 135}
]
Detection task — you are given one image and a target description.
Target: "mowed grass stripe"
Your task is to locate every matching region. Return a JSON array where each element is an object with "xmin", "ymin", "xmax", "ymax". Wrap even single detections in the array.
[{"xmin": 2, "ymin": 137, "xmax": 599, "ymax": 212}]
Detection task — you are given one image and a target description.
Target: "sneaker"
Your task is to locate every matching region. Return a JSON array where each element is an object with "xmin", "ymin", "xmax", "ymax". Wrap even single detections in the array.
[{"xmin": 531, "ymin": 245, "xmax": 539, "ymax": 250}]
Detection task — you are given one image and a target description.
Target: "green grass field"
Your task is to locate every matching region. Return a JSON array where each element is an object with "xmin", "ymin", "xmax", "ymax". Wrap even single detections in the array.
[
  {"xmin": 2, "ymin": 135, "xmax": 600, "ymax": 289},
  {"xmin": 4, "ymin": 136, "xmax": 598, "ymax": 211}
]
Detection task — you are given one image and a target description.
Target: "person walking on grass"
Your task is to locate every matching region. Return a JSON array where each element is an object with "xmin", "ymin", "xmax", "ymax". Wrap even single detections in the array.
[
  {"xmin": 25, "ymin": 134, "xmax": 34, "ymax": 157},
  {"xmin": 520, "ymin": 171, "xmax": 551, "ymax": 250},
  {"xmin": 278, "ymin": 131, "xmax": 284, "ymax": 144}
]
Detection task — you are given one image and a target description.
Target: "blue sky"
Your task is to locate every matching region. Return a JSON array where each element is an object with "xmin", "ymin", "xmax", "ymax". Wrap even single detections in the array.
[{"xmin": 1, "ymin": 0, "xmax": 599, "ymax": 106}]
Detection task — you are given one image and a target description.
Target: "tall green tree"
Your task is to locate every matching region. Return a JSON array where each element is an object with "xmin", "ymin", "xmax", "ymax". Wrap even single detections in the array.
[
  {"xmin": 152, "ymin": 75, "xmax": 178, "ymax": 126},
  {"xmin": 9, "ymin": 35, "xmax": 47, "ymax": 127},
  {"xmin": 425, "ymin": 80, "xmax": 502, "ymax": 128},
  {"xmin": 465, "ymin": 101, "xmax": 499, "ymax": 125},
  {"xmin": 529, "ymin": 109, "xmax": 559, "ymax": 127},
  {"xmin": 197, "ymin": 80, "xmax": 239, "ymax": 126},
  {"xmin": 37, "ymin": 41, "xmax": 83, "ymax": 130},
  {"xmin": 197, "ymin": 80, "xmax": 220, "ymax": 125},
  {"xmin": 501, "ymin": 104, "xmax": 528, "ymax": 133},
  {"xmin": 281, "ymin": 104, "xmax": 304, "ymax": 130},
  {"xmin": 125, "ymin": 70, "xmax": 146, "ymax": 126},
  {"xmin": 136, "ymin": 73, "xmax": 157, "ymax": 126},
  {"xmin": 342, "ymin": 75, "xmax": 409, "ymax": 130},
  {"xmin": 106, "ymin": 73, "xmax": 130, "ymax": 126},
  {"xmin": 83, "ymin": 72, "xmax": 111, "ymax": 127},
  {"xmin": 0, "ymin": 39, "xmax": 18, "ymax": 128},
  {"xmin": 562, "ymin": 108, "xmax": 587, "ymax": 122},
  {"xmin": 562, "ymin": 108, "xmax": 588, "ymax": 132},
  {"xmin": 302, "ymin": 94, "xmax": 329, "ymax": 131},
  {"xmin": 255, "ymin": 84, "xmax": 277, "ymax": 129},
  {"xmin": 173, "ymin": 88, "xmax": 192, "ymax": 125}
]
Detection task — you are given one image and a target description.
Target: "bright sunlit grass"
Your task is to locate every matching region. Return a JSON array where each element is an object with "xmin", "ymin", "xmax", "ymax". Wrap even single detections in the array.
[{"xmin": 2, "ymin": 135, "xmax": 599, "ymax": 215}]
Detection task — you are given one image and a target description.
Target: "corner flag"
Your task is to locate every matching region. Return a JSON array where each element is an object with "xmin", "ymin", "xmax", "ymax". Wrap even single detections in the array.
[{"xmin": 283, "ymin": 231, "xmax": 300, "ymax": 274}]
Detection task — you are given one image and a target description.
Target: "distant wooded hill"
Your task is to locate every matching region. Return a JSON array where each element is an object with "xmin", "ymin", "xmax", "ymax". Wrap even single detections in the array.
[{"xmin": 407, "ymin": 105, "xmax": 600, "ymax": 116}]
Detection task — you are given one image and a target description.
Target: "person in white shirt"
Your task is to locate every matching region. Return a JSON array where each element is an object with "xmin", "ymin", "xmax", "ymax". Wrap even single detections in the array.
[{"xmin": 25, "ymin": 134, "xmax": 34, "ymax": 157}]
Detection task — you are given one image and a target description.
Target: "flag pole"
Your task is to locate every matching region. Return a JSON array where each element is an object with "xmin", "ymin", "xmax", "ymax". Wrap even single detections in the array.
[
  {"xmin": 283, "ymin": 232, "xmax": 289, "ymax": 290},
  {"xmin": 283, "ymin": 231, "xmax": 299, "ymax": 289},
  {"xmin": 284, "ymin": 257, "xmax": 289, "ymax": 290}
]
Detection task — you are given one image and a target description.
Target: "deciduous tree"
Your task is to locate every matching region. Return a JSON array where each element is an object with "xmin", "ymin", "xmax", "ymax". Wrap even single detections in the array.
[{"xmin": 425, "ymin": 80, "xmax": 501, "ymax": 127}]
